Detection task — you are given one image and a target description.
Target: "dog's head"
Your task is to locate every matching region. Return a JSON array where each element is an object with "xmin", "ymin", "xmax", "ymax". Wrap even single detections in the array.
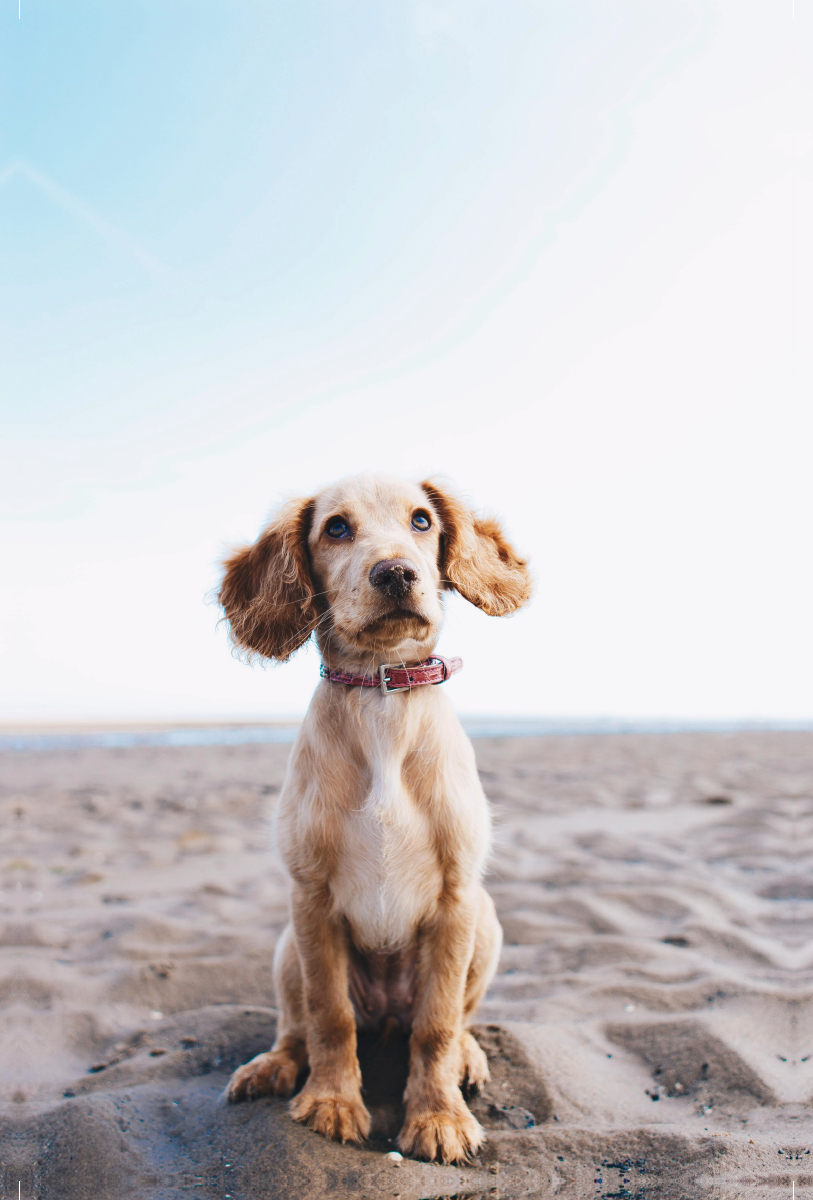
[{"xmin": 219, "ymin": 474, "xmax": 531, "ymax": 669}]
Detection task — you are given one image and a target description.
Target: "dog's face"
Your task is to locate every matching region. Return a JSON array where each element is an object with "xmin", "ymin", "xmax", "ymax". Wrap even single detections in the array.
[
  {"xmin": 308, "ymin": 476, "xmax": 445, "ymax": 663},
  {"xmin": 219, "ymin": 474, "xmax": 532, "ymax": 669}
]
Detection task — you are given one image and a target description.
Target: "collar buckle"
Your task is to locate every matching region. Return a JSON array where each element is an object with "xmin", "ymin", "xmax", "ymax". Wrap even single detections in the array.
[{"xmin": 379, "ymin": 663, "xmax": 409, "ymax": 696}]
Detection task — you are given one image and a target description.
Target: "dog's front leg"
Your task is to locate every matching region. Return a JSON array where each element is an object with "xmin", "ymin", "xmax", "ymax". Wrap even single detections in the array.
[
  {"xmin": 399, "ymin": 891, "xmax": 483, "ymax": 1164},
  {"xmin": 288, "ymin": 885, "xmax": 371, "ymax": 1144}
]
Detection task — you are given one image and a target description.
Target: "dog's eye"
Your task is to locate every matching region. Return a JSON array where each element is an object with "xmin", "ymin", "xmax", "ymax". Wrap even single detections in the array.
[
  {"xmin": 326, "ymin": 517, "xmax": 350, "ymax": 539},
  {"xmin": 411, "ymin": 510, "xmax": 431, "ymax": 532}
]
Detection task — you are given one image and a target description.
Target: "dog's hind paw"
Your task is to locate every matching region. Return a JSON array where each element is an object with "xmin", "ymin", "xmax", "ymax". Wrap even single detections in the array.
[
  {"xmin": 398, "ymin": 1098, "xmax": 484, "ymax": 1164},
  {"xmin": 460, "ymin": 1030, "xmax": 490, "ymax": 1094},
  {"xmin": 289, "ymin": 1087, "xmax": 371, "ymax": 1144},
  {"xmin": 226, "ymin": 1047, "xmax": 302, "ymax": 1101}
]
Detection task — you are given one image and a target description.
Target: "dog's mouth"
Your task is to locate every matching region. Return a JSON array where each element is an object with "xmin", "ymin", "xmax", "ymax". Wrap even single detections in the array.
[{"xmin": 358, "ymin": 608, "xmax": 431, "ymax": 636}]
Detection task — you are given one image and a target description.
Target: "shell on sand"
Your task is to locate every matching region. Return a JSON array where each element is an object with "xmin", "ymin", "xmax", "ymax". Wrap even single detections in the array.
[{"xmin": 1, "ymin": 731, "xmax": 812, "ymax": 1198}]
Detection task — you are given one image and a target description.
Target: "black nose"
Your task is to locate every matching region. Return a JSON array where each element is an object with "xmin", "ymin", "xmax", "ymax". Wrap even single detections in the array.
[{"xmin": 369, "ymin": 558, "xmax": 419, "ymax": 598}]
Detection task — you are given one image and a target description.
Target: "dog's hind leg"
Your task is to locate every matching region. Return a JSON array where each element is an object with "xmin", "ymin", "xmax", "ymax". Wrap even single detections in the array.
[
  {"xmin": 226, "ymin": 922, "xmax": 308, "ymax": 1101},
  {"xmin": 459, "ymin": 888, "xmax": 502, "ymax": 1093}
]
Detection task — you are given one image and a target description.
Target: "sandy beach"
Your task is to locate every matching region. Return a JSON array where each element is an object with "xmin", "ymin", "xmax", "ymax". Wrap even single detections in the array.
[{"xmin": 2, "ymin": 730, "xmax": 812, "ymax": 1199}]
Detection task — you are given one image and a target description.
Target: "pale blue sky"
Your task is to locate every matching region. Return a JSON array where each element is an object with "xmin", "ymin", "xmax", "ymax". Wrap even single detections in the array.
[{"xmin": 1, "ymin": 1, "xmax": 811, "ymax": 722}]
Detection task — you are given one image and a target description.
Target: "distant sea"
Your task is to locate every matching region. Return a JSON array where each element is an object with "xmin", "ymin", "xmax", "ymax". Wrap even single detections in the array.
[{"xmin": 1, "ymin": 718, "xmax": 811, "ymax": 753}]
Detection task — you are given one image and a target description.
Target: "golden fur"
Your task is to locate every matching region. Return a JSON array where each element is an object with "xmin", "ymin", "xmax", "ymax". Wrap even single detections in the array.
[{"xmin": 220, "ymin": 475, "xmax": 531, "ymax": 1163}]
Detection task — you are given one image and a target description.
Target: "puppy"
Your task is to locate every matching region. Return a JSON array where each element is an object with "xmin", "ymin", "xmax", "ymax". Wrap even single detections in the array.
[{"xmin": 219, "ymin": 475, "xmax": 531, "ymax": 1163}]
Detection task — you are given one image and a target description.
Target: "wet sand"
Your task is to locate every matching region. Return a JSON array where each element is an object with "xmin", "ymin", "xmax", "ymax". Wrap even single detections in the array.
[{"xmin": 2, "ymin": 731, "xmax": 812, "ymax": 1198}]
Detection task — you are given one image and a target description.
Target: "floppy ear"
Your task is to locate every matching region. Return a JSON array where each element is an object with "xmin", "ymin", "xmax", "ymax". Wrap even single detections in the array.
[
  {"xmin": 420, "ymin": 480, "xmax": 532, "ymax": 616},
  {"xmin": 219, "ymin": 497, "xmax": 319, "ymax": 663}
]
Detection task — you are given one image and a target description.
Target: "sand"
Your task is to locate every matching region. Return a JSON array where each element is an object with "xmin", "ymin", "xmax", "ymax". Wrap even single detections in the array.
[{"xmin": 2, "ymin": 730, "xmax": 812, "ymax": 1199}]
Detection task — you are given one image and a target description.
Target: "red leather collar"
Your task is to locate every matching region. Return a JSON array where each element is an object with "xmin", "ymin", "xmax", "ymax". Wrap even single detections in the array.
[{"xmin": 321, "ymin": 655, "xmax": 462, "ymax": 696}]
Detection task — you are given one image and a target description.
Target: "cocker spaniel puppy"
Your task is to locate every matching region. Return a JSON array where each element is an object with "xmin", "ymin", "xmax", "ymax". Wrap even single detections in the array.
[{"xmin": 219, "ymin": 475, "xmax": 531, "ymax": 1163}]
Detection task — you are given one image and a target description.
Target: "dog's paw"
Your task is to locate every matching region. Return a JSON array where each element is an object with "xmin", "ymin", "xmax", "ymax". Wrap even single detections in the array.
[
  {"xmin": 289, "ymin": 1086, "xmax": 371, "ymax": 1144},
  {"xmin": 398, "ymin": 1097, "xmax": 484, "ymax": 1164},
  {"xmin": 460, "ymin": 1030, "xmax": 490, "ymax": 1094},
  {"xmin": 226, "ymin": 1049, "xmax": 301, "ymax": 1101}
]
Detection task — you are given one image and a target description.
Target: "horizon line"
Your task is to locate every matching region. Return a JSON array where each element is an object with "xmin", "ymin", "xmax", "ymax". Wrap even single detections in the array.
[{"xmin": 2, "ymin": 715, "xmax": 812, "ymax": 754}]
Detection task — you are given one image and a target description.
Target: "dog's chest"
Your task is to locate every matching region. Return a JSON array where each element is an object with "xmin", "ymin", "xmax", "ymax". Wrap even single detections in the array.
[{"xmin": 329, "ymin": 773, "xmax": 442, "ymax": 950}]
